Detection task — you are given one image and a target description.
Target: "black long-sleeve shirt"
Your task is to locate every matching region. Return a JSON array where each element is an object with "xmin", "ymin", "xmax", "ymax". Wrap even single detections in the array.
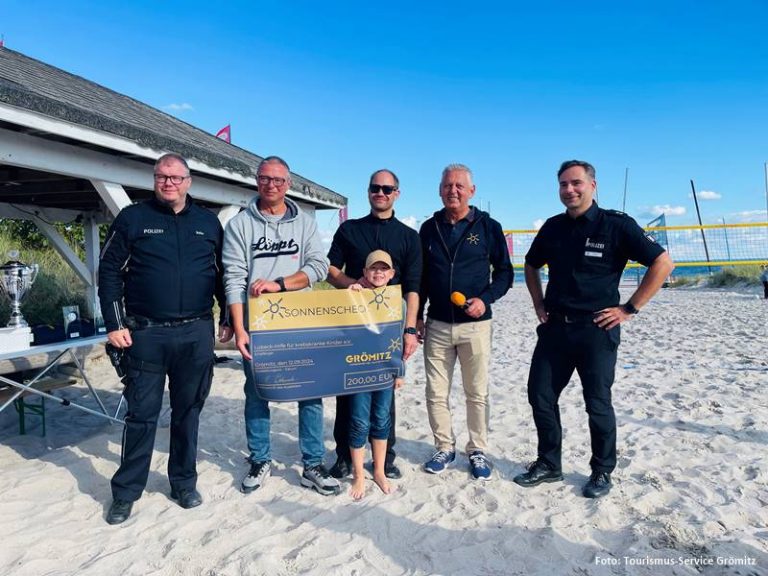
[
  {"xmin": 327, "ymin": 212, "xmax": 422, "ymax": 295},
  {"xmin": 98, "ymin": 196, "xmax": 226, "ymax": 332}
]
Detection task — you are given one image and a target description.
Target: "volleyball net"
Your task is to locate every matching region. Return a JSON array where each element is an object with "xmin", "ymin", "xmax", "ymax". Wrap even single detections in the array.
[{"xmin": 504, "ymin": 222, "xmax": 768, "ymax": 269}]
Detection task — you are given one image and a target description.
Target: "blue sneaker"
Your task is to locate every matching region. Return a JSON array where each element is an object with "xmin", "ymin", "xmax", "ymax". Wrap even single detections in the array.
[
  {"xmin": 469, "ymin": 451, "xmax": 492, "ymax": 481},
  {"xmin": 424, "ymin": 450, "xmax": 456, "ymax": 474}
]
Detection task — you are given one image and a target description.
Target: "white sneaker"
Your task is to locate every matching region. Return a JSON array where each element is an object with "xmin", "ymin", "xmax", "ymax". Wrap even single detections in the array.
[{"xmin": 241, "ymin": 460, "xmax": 271, "ymax": 493}]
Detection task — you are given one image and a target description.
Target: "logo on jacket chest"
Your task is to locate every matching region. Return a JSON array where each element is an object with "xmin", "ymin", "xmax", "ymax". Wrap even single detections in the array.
[
  {"xmin": 143, "ymin": 228, "xmax": 164, "ymax": 234},
  {"xmin": 252, "ymin": 236, "xmax": 299, "ymax": 259},
  {"xmin": 467, "ymin": 233, "xmax": 480, "ymax": 245},
  {"xmin": 584, "ymin": 237, "xmax": 606, "ymax": 258}
]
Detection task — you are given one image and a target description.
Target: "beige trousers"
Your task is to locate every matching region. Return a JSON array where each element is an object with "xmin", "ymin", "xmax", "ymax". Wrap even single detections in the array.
[{"xmin": 424, "ymin": 318, "xmax": 492, "ymax": 454}]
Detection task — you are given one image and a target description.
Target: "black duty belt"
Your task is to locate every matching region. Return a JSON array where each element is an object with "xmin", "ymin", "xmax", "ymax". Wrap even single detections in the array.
[
  {"xmin": 547, "ymin": 311, "xmax": 597, "ymax": 324},
  {"xmin": 126, "ymin": 313, "xmax": 212, "ymax": 329}
]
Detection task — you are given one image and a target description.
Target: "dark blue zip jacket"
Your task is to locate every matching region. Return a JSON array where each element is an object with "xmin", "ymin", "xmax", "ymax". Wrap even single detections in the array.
[
  {"xmin": 418, "ymin": 207, "xmax": 512, "ymax": 323},
  {"xmin": 98, "ymin": 196, "xmax": 225, "ymax": 332}
]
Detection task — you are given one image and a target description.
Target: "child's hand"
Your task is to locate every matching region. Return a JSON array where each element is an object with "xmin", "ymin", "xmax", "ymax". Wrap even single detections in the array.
[
  {"xmin": 394, "ymin": 378, "xmax": 404, "ymax": 389},
  {"xmin": 348, "ymin": 283, "xmax": 363, "ymax": 291}
]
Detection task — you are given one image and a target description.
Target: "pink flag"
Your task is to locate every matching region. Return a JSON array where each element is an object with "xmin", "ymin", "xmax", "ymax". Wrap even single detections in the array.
[
  {"xmin": 215, "ymin": 125, "xmax": 231, "ymax": 143},
  {"xmin": 339, "ymin": 206, "xmax": 348, "ymax": 224}
]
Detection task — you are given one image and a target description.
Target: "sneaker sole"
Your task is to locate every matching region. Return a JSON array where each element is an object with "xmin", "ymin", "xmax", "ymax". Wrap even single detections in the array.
[
  {"xmin": 423, "ymin": 464, "xmax": 453, "ymax": 475},
  {"xmin": 300, "ymin": 477, "xmax": 341, "ymax": 496},
  {"xmin": 471, "ymin": 473, "xmax": 493, "ymax": 482}
]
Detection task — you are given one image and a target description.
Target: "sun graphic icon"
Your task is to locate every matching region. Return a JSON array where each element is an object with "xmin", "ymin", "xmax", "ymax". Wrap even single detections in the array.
[
  {"xmin": 252, "ymin": 315, "xmax": 267, "ymax": 330},
  {"xmin": 388, "ymin": 338, "xmax": 402, "ymax": 353},
  {"xmin": 368, "ymin": 288, "xmax": 391, "ymax": 311},
  {"xmin": 467, "ymin": 233, "xmax": 480, "ymax": 245},
  {"xmin": 262, "ymin": 297, "xmax": 286, "ymax": 319}
]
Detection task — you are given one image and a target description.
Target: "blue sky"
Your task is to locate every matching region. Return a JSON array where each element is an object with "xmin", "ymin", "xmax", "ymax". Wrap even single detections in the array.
[{"xmin": 4, "ymin": 1, "xmax": 768, "ymax": 237}]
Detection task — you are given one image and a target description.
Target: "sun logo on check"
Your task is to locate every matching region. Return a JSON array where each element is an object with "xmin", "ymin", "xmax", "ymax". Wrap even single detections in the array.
[
  {"xmin": 252, "ymin": 315, "xmax": 268, "ymax": 330},
  {"xmin": 467, "ymin": 233, "xmax": 480, "ymax": 245},
  {"xmin": 262, "ymin": 297, "xmax": 286, "ymax": 319},
  {"xmin": 388, "ymin": 338, "xmax": 402, "ymax": 353},
  {"xmin": 368, "ymin": 288, "xmax": 391, "ymax": 311}
]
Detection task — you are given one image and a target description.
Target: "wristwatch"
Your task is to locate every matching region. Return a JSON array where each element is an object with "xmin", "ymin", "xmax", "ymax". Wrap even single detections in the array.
[
  {"xmin": 275, "ymin": 277, "xmax": 287, "ymax": 292},
  {"xmin": 403, "ymin": 327, "xmax": 417, "ymax": 335},
  {"xmin": 622, "ymin": 301, "xmax": 639, "ymax": 315}
]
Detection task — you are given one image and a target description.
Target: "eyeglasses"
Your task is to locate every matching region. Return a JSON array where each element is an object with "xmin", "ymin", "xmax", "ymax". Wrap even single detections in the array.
[
  {"xmin": 154, "ymin": 174, "xmax": 189, "ymax": 185},
  {"xmin": 257, "ymin": 175, "xmax": 288, "ymax": 187},
  {"xmin": 369, "ymin": 184, "xmax": 397, "ymax": 195}
]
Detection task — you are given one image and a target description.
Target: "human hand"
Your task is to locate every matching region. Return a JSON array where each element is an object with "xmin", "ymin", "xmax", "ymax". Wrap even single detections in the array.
[
  {"xmin": 218, "ymin": 325, "xmax": 234, "ymax": 343},
  {"xmin": 416, "ymin": 319, "xmax": 426, "ymax": 344},
  {"xmin": 464, "ymin": 298, "xmax": 486, "ymax": 319},
  {"xmin": 594, "ymin": 306, "xmax": 631, "ymax": 330},
  {"xmin": 235, "ymin": 329, "xmax": 252, "ymax": 361},
  {"xmin": 107, "ymin": 328, "xmax": 132, "ymax": 348},
  {"xmin": 249, "ymin": 279, "xmax": 281, "ymax": 297},
  {"xmin": 403, "ymin": 333, "xmax": 418, "ymax": 360}
]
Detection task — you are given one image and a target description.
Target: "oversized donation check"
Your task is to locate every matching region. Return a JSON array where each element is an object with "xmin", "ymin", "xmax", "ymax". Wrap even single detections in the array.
[{"xmin": 248, "ymin": 285, "xmax": 403, "ymax": 401}]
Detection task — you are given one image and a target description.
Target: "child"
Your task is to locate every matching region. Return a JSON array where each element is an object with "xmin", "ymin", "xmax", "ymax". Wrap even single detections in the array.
[{"xmin": 347, "ymin": 250, "xmax": 404, "ymax": 500}]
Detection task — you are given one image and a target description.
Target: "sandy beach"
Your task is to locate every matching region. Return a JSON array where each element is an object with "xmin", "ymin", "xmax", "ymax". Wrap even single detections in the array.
[{"xmin": 1, "ymin": 285, "xmax": 766, "ymax": 576}]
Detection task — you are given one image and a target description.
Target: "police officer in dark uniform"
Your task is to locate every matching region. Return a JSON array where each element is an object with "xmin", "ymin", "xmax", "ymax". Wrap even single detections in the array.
[
  {"xmin": 514, "ymin": 160, "xmax": 674, "ymax": 498},
  {"xmin": 99, "ymin": 153, "xmax": 232, "ymax": 524}
]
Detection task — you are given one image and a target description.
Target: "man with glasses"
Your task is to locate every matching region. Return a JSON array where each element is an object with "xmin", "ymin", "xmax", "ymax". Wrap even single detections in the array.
[
  {"xmin": 326, "ymin": 169, "xmax": 422, "ymax": 480},
  {"xmin": 99, "ymin": 153, "xmax": 232, "ymax": 524},
  {"xmin": 418, "ymin": 164, "xmax": 512, "ymax": 481},
  {"xmin": 222, "ymin": 156, "xmax": 339, "ymax": 496}
]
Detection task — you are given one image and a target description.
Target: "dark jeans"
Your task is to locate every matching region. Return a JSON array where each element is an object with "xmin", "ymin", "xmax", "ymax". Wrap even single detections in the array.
[
  {"xmin": 111, "ymin": 319, "xmax": 214, "ymax": 501},
  {"xmin": 334, "ymin": 393, "xmax": 397, "ymax": 466},
  {"xmin": 526, "ymin": 319, "xmax": 619, "ymax": 474},
  {"xmin": 349, "ymin": 387, "xmax": 394, "ymax": 448}
]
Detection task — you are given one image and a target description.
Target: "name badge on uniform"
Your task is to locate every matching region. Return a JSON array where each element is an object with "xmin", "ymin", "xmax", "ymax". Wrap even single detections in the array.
[{"xmin": 584, "ymin": 237, "xmax": 605, "ymax": 258}]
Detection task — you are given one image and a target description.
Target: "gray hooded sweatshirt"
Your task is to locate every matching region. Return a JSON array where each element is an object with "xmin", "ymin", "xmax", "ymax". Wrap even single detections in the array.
[{"xmin": 222, "ymin": 196, "xmax": 329, "ymax": 328}]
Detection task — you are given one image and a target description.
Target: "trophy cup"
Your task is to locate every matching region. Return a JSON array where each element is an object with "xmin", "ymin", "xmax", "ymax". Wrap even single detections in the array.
[{"xmin": 0, "ymin": 251, "xmax": 39, "ymax": 328}]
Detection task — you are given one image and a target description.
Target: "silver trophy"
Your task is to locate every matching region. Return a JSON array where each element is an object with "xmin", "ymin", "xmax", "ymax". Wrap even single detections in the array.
[{"xmin": 0, "ymin": 251, "xmax": 39, "ymax": 328}]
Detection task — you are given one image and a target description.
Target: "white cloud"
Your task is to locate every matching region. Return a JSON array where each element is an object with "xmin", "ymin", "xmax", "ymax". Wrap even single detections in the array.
[
  {"xmin": 399, "ymin": 215, "xmax": 419, "ymax": 230},
  {"xmin": 691, "ymin": 190, "xmax": 722, "ymax": 200},
  {"xmin": 533, "ymin": 218, "xmax": 545, "ymax": 230},
  {"xmin": 637, "ymin": 205, "xmax": 687, "ymax": 218},
  {"xmin": 164, "ymin": 103, "xmax": 194, "ymax": 111},
  {"xmin": 727, "ymin": 209, "xmax": 768, "ymax": 223}
]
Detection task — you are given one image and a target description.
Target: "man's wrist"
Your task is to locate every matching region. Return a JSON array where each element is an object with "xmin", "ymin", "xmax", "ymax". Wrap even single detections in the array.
[
  {"xmin": 403, "ymin": 327, "xmax": 417, "ymax": 335},
  {"xmin": 622, "ymin": 301, "xmax": 639, "ymax": 315},
  {"xmin": 275, "ymin": 277, "xmax": 287, "ymax": 292}
]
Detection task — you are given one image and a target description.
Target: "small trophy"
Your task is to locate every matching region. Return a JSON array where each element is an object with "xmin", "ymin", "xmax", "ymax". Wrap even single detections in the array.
[{"xmin": 0, "ymin": 251, "xmax": 39, "ymax": 328}]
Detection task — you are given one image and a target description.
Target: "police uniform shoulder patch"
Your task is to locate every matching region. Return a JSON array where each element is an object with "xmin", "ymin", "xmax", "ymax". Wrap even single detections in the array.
[{"xmin": 605, "ymin": 209, "xmax": 629, "ymax": 218}]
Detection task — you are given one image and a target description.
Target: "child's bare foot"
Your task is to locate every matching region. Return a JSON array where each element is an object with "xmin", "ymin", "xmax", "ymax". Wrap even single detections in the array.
[
  {"xmin": 373, "ymin": 472, "xmax": 392, "ymax": 495},
  {"xmin": 349, "ymin": 477, "xmax": 366, "ymax": 501}
]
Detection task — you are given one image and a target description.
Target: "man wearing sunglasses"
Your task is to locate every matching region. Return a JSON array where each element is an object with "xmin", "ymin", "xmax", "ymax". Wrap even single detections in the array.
[
  {"xmin": 99, "ymin": 153, "xmax": 232, "ymax": 524},
  {"xmin": 326, "ymin": 169, "xmax": 422, "ymax": 480},
  {"xmin": 222, "ymin": 156, "xmax": 338, "ymax": 496}
]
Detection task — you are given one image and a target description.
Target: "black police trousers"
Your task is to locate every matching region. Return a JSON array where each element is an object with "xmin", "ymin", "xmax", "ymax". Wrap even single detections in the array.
[
  {"xmin": 527, "ymin": 319, "xmax": 619, "ymax": 474},
  {"xmin": 111, "ymin": 318, "xmax": 214, "ymax": 502},
  {"xmin": 333, "ymin": 393, "xmax": 397, "ymax": 466}
]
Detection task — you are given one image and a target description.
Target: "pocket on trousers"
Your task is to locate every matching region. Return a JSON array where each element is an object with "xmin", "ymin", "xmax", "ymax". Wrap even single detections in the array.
[{"xmin": 605, "ymin": 325, "xmax": 621, "ymax": 351}]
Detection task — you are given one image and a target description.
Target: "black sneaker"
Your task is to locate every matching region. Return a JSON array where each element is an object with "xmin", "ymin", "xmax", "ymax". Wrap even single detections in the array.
[
  {"xmin": 512, "ymin": 460, "xmax": 563, "ymax": 487},
  {"xmin": 583, "ymin": 471, "xmax": 612, "ymax": 498},
  {"xmin": 301, "ymin": 464, "xmax": 341, "ymax": 496},
  {"xmin": 384, "ymin": 463, "xmax": 402, "ymax": 479},
  {"xmin": 241, "ymin": 460, "xmax": 271, "ymax": 494},
  {"xmin": 329, "ymin": 458, "xmax": 352, "ymax": 479}
]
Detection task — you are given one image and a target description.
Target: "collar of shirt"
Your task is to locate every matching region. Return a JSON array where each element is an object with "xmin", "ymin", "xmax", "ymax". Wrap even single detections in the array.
[{"xmin": 440, "ymin": 206, "xmax": 476, "ymax": 224}]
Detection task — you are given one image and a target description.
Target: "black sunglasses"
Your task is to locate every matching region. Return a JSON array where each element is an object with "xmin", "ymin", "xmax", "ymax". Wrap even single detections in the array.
[{"xmin": 369, "ymin": 184, "xmax": 397, "ymax": 195}]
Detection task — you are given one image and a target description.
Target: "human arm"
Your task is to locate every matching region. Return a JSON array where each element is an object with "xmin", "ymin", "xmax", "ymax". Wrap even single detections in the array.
[
  {"xmin": 525, "ymin": 263, "xmax": 549, "ymax": 323},
  {"xmin": 98, "ymin": 212, "xmax": 133, "ymax": 347},
  {"xmin": 228, "ymin": 302, "xmax": 251, "ymax": 361},
  {"xmin": 594, "ymin": 251, "xmax": 675, "ymax": 329},
  {"xmin": 402, "ymin": 291, "xmax": 419, "ymax": 359},
  {"xmin": 476, "ymin": 219, "xmax": 513, "ymax": 313}
]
